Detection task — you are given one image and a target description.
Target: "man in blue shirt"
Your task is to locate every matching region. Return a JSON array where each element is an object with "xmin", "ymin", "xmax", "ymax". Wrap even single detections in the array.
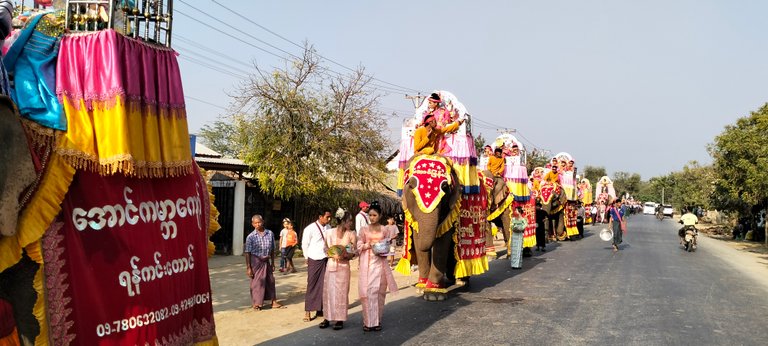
[{"xmin": 245, "ymin": 215, "xmax": 284, "ymax": 310}]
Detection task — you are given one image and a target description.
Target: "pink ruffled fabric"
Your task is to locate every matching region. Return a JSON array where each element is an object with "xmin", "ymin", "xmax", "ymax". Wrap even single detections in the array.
[
  {"xmin": 56, "ymin": 30, "xmax": 185, "ymax": 112},
  {"xmin": 443, "ymin": 133, "xmax": 477, "ymax": 165},
  {"xmin": 397, "ymin": 137, "xmax": 414, "ymax": 169}
]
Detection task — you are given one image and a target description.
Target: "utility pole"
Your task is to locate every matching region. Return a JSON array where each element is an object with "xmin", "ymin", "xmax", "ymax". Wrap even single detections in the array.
[
  {"xmin": 405, "ymin": 94, "xmax": 425, "ymax": 109},
  {"xmin": 661, "ymin": 187, "xmax": 665, "ymax": 205}
]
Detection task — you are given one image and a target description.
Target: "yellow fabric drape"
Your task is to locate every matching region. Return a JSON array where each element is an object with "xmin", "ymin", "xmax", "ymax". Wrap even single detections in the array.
[
  {"xmin": 0, "ymin": 154, "xmax": 75, "ymax": 273},
  {"xmin": 203, "ymin": 169, "xmax": 222, "ymax": 257},
  {"xmin": 57, "ymin": 95, "xmax": 192, "ymax": 178}
]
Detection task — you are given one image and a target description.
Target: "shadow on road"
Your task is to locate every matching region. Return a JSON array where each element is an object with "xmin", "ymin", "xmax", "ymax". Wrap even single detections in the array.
[{"xmin": 261, "ymin": 254, "xmax": 547, "ymax": 345}]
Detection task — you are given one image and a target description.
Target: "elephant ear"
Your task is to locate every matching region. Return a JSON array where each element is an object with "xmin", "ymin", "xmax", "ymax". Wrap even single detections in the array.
[
  {"xmin": 0, "ymin": 96, "xmax": 36, "ymax": 237},
  {"xmin": 402, "ymin": 177, "xmax": 416, "ymax": 211}
]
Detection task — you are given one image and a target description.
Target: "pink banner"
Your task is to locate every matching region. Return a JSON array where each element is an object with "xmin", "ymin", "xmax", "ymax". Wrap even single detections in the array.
[{"xmin": 42, "ymin": 168, "xmax": 216, "ymax": 345}]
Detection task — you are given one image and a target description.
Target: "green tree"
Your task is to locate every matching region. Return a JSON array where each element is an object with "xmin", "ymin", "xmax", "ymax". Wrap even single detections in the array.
[
  {"xmin": 526, "ymin": 149, "xmax": 550, "ymax": 173},
  {"xmin": 669, "ymin": 162, "xmax": 715, "ymax": 211},
  {"xmin": 473, "ymin": 133, "xmax": 488, "ymax": 158},
  {"xmin": 709, "ymin": 103, "xmax": 768, "ymax": 210},
  {"xmin": 219, "ymin": 45, "xmax": 389, "ymax": 200},
  {"xmin": 582, "ymin": 165, "xmax": 607, "ymax": 186},
  {"xmin": 198, "ymin": 116, "xmax": 249, "ymax": 158},
  {"xmin": 612, "ymin": 171, "xmax": 642, "ymax": 198},
  {"xmin": 636, "ymin": 176, "xmax": 667, "ymax": 203},
  {"xmin": 708, "ymin": 103, "xmax": 768, "ymax": 244}
]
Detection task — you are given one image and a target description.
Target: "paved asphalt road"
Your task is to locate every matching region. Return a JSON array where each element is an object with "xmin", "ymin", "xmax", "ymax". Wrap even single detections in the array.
[{"xmin": 264, "ymin": 215, "xmax": 768, "ymax": 345}]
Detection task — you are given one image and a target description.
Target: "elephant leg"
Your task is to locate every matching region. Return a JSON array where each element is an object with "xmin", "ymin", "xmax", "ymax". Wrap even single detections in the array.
[
  {"xmin": 501, "ymin": 211, "xmax": 511, "ymax": 246},
  {"xmin": 429, "ymin": 230, "xmax": 454, "ymax": 286},
  {"xmin": 0, "ymin": 254, "xmax": 40, "ymax": 345},
  {"xmin": 414, "ymin": 233, "xmax": 433, "ymax": 282},
  {"xmin": 485, "ymin": 221, "xmax": 496, "ymax": 256},
  {"xmin": 556, "ymin": 212, "xmax": 567, "ymax": 240}
]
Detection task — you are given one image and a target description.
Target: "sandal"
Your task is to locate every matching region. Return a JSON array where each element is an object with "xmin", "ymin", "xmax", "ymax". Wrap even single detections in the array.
[
  {"xmin": 318, "ymin": 319, "xmax": 330, "ymax": 329},
  {"xmin": 271, "ymin": 304, "xmax": 286, "ymax": 309},
  {"xmin": 303, "ymin": 313, "xmax": 311, "ymax": 322},
  {"xmin": 363, "ymin": 326, "xmax": 372, "ymax": 332},
  {"xmin": 252, "ymin": 305, "xmax": 262, "ymax": 311},
  {"xmin": 373, "ymin": 325, "xmax": 382, "ymax": 331},
  {"xmin": 333, "ymin": 321, "xmax": 343, "ymax": 330}
]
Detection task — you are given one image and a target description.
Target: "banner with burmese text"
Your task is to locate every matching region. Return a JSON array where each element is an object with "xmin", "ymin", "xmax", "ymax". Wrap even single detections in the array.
[{"xmin": 41, "ymin": 167, "xmax": 216, "ymax": 345}]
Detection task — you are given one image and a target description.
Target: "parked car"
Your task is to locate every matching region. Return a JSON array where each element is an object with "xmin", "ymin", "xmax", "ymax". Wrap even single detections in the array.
[
  {"xmin": 662, "ymin": 205, "xmax": 674, "ymax": 217},
  {"xmin": 643, "ymin": 202, "xmax": 657, "ymax": 215}
]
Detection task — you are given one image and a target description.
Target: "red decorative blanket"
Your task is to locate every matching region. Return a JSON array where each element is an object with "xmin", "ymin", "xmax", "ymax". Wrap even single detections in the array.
[{"xmin": 42, "ymin": 168, "xmax": 216, "ymax": 345}]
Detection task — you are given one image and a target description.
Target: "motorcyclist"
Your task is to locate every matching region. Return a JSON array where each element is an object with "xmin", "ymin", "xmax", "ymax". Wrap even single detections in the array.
[
  {"xmin": 678, "ymin": 208, "xmax": 699, "ymax": 244},
  {"xmin": 655, "ymin": 203, "xmax": 663, "ymax": 218}
]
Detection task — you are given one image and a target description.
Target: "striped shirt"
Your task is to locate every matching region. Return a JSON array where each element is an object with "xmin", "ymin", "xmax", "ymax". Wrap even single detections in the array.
[{"xmin": 244, "ymin": 229, "xmax": 274, "ymax": 258}]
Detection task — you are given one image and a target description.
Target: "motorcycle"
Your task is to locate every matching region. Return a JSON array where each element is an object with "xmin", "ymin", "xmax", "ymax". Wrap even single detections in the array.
[
  {"xmin": 656, "ymin": 210, "xmax": 664, "ymax": 220},
  {"xmin": 679, "ymin": 225, "xmax": 698, "ymax": 252}
]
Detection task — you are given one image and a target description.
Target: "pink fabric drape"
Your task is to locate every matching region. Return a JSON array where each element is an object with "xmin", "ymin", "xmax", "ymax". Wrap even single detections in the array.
[{"xmin": 56, "ymin": 30, "xmax": 185, "ymax": 111}]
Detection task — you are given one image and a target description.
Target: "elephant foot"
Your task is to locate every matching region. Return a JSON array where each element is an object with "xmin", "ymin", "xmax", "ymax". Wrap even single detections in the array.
[
  {"xmin": 415, "ymin": 277, "xmax": 428, "ymax": 288},
  {"xmin": 423, "ymin": 291, "xmax": 448, "ymax": 301},
  {"xmin": 522, "ymin": 248, "xmax": 533, "ymax": 257},
  {"xmin": 455, "ymin": 277, "xmax": 470, "ymax": 289}
]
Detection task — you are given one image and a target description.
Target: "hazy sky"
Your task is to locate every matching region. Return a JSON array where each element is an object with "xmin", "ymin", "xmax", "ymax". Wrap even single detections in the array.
[{"xmin": 174, "ymin": 0, "xmax": 768, "ymax": 179}]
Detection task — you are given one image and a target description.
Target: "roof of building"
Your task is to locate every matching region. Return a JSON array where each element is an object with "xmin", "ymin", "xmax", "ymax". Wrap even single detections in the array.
[
  {"xmin": 195, "ymin": 142, "xmax": 224, "ymax": 158},
  {"xmin": 194, "ymin": 142, "xmax": 248, "ymax": 172}
]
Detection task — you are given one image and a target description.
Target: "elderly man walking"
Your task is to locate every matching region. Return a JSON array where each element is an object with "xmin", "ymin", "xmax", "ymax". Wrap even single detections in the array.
[{"xmin": 245, "ymin": 215, "xmax": 284, "ymax": 310}]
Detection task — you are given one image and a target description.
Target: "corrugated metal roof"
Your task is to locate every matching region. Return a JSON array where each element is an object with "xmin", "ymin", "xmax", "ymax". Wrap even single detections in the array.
[
  {"xmin": 195, "ymin": 156, "xmax": 247, "ymax": 167},
  {"xmin": 194, "ymin": 142, "xmax": 222, "ymax": 158}
]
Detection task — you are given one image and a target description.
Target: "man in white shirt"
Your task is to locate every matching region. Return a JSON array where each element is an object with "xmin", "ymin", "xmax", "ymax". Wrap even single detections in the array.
[
  {"xmin": 302, "ymin": 210, "xmax": 332, "ymax": 322},
  {"xmin": 355, "ymin": 201, "xmax": 370, "ymax": 237}
]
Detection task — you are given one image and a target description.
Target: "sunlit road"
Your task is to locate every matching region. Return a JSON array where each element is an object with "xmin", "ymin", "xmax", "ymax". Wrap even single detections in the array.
[{"xmin": 265, "ymin": 215, "xmax": 768, "ymax": 345}]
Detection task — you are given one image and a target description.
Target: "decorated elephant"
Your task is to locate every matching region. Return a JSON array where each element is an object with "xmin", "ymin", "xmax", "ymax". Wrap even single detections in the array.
[
  {"xmin": 0, "ymin": 12, "xmax": 222, "ymax": 344},
  {"xmin": 0, "ymin": 96, "xmax": 35, "ymax": 238},
  {"xmin": 398, "ymin": 154, "xmax": 489, "ymax": 301},
  {"xmin": 537, "ymin": 169, "xmax": 569, "ymax": 240},
  {"xmin": 594, "ymin": 176, "xmax": 616, "ymax": 223},
  {"xmin": 0, "ymin": 96, "xmax": 41, "ymax": 345},
  {"xmin": 479, "ymin": 134, "xmax": 536, "ymax": 255},
  {"xmin": 480, "ymin": 171, "xmax": 513, "ymax": 246}
]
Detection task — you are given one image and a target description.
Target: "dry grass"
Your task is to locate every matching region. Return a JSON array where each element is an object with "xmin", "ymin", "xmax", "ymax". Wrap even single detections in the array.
[{"xmin": 698, "ymin": 222, "xmax": 768, "ymax": 255}]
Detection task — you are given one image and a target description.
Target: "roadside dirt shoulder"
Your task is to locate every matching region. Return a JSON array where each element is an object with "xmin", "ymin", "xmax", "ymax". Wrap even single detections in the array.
[{"xmin": 693, "ymin": 221, "xmax": 768, "ymax": 289}]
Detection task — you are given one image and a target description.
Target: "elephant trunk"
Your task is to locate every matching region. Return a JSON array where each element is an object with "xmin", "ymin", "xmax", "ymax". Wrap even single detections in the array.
[{"xmin": 412, "ymin": 208, "xmax": 439, "ymax": 252}]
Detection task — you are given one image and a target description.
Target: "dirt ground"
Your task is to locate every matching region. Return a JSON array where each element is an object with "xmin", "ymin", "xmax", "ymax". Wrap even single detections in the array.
[
  {"xmin": 206, "ymin": 239, "xmax": 508, "ymax": 345},
  {"xmin": 696, "ymin": 222, "xmax": 768, "ymax": 255}
]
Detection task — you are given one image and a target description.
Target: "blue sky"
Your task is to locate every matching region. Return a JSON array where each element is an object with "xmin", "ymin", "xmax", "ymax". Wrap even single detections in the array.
[{"xmin": 174, "ymin": 0, "xmax": 768, "ymax": 179}]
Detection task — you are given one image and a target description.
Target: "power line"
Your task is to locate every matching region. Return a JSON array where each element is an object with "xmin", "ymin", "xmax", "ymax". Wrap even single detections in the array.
[
  {"xmin": 175, "ymin": 10, "xmax": 289, "ymax": 61},
  {"xmin": 175, "ymin": 3, "xmax": 423, "ymax": 98},
  {"xmin": 179, "ymin": 56, "xmax": 247, "ymax": 79},
  {"xmin": 205, "ymin": 0, "xmax": 424, "ymax": 94},
  {"xmin": 176, "ymin": 35, "xmax": 255, "ymax": 69},
  {"xmin": 514, "ymin": 130, "xmax": 543, "ymax": 151},
  {"xmin": 176, "ymin": 2, "xmax": 411, "ymax": 95},
  {"xmin": 186, "ymin": 95, "xmax": 228, "ymax": 110},
  {"xmin": 473, "ymin": 116, "xmax": 506, "ymax": 129},
  {"xmin": 177, "ymin": 1, "xmax": 303, "ymax": 62},
  {"xmin": 176, "ymin": 47, "xmax": 252, "ymax": 76},
  {"xmin": 175, "ymin": 8, "xmax": 410, "ymax": 95}
]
